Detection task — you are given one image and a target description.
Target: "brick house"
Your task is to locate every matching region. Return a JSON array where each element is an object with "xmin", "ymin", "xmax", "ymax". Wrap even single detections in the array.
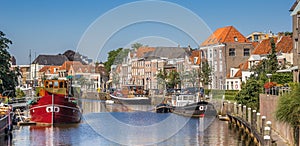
[
  {"xmin": 200, "ymin": 26, "xmax": 254, "ymax": 89},
  {"xmin": 290, "ymin": 0, "xmax": 300, "ymax": 82}
]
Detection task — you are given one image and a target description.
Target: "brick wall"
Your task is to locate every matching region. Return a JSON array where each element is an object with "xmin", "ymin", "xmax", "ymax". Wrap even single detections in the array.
[{"xmin": 260, "ymin": 94, "xmax": 293, "ymax": 144}]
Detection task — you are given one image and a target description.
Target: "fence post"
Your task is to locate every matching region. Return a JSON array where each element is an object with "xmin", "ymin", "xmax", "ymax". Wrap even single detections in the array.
[
  {"xmin": 234, "ymin": 102, "xmax": 237, "ymax": 115},
  {"xmin": 247, "ymin": 107, "xmax": 252, "ymax": 123},
  {"xmin": 243, "ymin": 105, "xmax": 247, "ymax": 120},
  {"xmin": 266, "ymin": 121, "xmax": 272, "ymax": 142},
  {"xmin": 261, "ymin": 116, "xmax": 266, "ymax": 135},
  {"xmin": 223, "ymin": 101, "xmax": 228, "ymax": 116},
  {"xmin": 238, "ymin": 104, "xmax": 242, "ymax": 117},
  {"xmin": 252, "ymin": 110, "xmax": 257, "ymax": 129},
  {"xmin": 256, "ymin": 112, "xmax": 261, "ymax": 133},
  {"xmin": 264, "ymin": 126, "xmax": 271, "ymax": 146},
  {"xmin": 227, "ymin": 101, "xmax": 231, "ymax": 114}
]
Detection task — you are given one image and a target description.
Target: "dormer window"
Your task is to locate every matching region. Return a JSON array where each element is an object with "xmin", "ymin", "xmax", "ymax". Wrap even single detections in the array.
[{"xmin": 234, "ymin": 37, "xmax": 238, "ymax": 42}]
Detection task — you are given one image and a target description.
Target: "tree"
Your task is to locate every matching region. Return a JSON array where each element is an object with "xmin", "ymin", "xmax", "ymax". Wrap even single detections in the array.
[
  {"xmin": 0, "ymin": 31, "xmax": 19, "ymax": 97},
  {"xmin": 235, "ymin": 76, "xmax": 260, "ymax": 110},
  {"xmin": 199, "ymin": 60, "xmax": 212, "ymax": 87},
  {"xmin": 276, "ymin": 84, "xmax": 300, "ymax": 145},
  {"xmin": 266, "ymin": 38, "xmax": 278, "ymax": 74},
  {"xmin": 104, "ymin": 48, "xmax": 123, "ymax": 72},
  {"xmin": 185, "ymin": 69, "xmax": 198, "ymax": 87},
  {"xmin": 166, "ymin": 70, "xmax": 180, "ymax": 89},
  {"xmin": 131, "ymin": 42, "xmax": 143, "ymax": 50},
  {"xmin": 104, "ymin": 48, "xmax": 130, "ymax": 73}
]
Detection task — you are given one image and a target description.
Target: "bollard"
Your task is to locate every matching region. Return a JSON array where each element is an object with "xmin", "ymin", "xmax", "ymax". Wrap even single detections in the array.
[
  {"xmin": 223, "ymin": 102, "xmax": 228, "ymax": 116},
  {"xmin": 228, "ymin": 101, "xmax": 231, "ymax": 114},
  {"xmin": 247, "ymin": 107, "xmax": 251, "ymax": 123},
  {"xmin": 264, "ymin": 134, "xmax": 271, "ymax": 146},
  {"xmin": 234, "ymin": 102, "xmax": 237, "ymax": 115},
  {"xmin": 261, "ymin": 116, "xmax": 266, "ymax": 135},
  {"xmin": 252, "ymin": 110, "xmax": 257, "ymax": 129},
  {"xmin": 266, "ymin": 121, "xmax": 272, "ymax": 142},
  {"xmin": 242, "ymin": 105, "xmax": 247, "ymax": 121},
  {"xmin": 256, "ymin": 113, "xmax": 261, "ymax": 132},
  {"xmin": 238, "ymin": 104, "xmax": 242, "ymax": 117}
]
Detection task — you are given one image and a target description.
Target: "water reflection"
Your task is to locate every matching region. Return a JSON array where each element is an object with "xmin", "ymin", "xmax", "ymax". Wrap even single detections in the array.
[{"xmin": 9, "ymin": 99, "xmax": 253, "ymax": 145}]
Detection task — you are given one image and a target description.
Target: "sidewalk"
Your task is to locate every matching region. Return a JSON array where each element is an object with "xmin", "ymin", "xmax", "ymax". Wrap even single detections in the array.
[{"xmin": 272, "ymin": 130, "xmax": 290, "ymax": 146}]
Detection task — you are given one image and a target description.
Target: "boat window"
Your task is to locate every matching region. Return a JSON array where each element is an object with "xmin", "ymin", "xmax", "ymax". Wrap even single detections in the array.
[
  {"xmin": 59, "ymin": 81, "xmax": 64, "ymax": 88},
  {"xmin": 49, "ymin": 81, "xmax": 53, "ymax": 88},
  {"xmin": 189, "ymin": 96, "xmax": 194, "ymax": 100},
  {"xmin": 45, "ymin": 81, "xmax": 49, "ymax": 88},
  {"xmin": 178, "ymin": 96, "xmax": 183, "ymax": 100},
  {"xmin": 183, "ymin": 96, "xmax": 188, "ymax": 100},
  {"xmin": 54, "ymin": 81, "xmax": 59, "ymax": 88}
]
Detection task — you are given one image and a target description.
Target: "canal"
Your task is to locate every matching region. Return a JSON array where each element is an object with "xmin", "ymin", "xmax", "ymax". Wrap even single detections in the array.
[{"xmin": 3, "ymin": 99, "xmax": 251, "ymax": 145}]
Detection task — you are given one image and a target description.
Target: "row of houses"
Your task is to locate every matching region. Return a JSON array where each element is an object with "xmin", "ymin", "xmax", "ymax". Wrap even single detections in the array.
[
  {"xmin": 13, "ymin": 53, "xmax": 108, "ymax": 91},
  {"xmin": 110, "ymin": 26, "xmax": 293, "ymax": 91}
]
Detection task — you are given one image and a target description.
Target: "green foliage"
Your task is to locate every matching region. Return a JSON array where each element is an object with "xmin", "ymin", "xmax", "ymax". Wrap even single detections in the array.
[
  {"xmin": 104, "ymin": 48, "xmax": 130, "ymax": 73},
  {"xmin": 275, "ymin": 84, "xmax": 300, "ymax": 145},
  {"xmin": 266, "ymin": 38, "xmax": 278, "ymax": 74},
  {"xmin": 131, "ymin": 42, "xmax": 143, "ymax": 50},
  {"xmin": 104, "ymin": 48, "xmax": 123, "ymax": 73},
  {"xmin": 271, "ymin": 72, "xmax": 293, "ymax": 85},
  {"xmin": 15, "ymin": 88, "xmax": 25, "ymax": 98},
  {"xmin": 235, "ymin": 77, "xmax": 260, "ymax": 110},
  {"xmin": 167, "ymin": 70, "xmax": 180, "ymax": 89},
  {"xmin": 0, "ymin": 31, "xmax": 19, "ymax": 97},
  {"xmin": 185, "ymin": 69, "xmax": 198, "ymax": 87},
  {"xmin": 199, "ymin": 60, "xmax": 212, "ymax": 86}
]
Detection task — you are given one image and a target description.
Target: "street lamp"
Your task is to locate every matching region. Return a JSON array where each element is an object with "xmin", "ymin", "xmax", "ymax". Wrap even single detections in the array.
[{"xmin": 266, "ymin": 73, "xmax": 272, "ymax": 95}]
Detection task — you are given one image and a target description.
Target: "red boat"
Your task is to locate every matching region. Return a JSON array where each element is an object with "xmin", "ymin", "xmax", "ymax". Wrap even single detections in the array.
[
  {"xmin": 29, "ymin": 79, "xmax": 82, "ymax": 125},
  {"xmin": 0, "ymin": 104, "xmax": 13, "ymax": 135}
]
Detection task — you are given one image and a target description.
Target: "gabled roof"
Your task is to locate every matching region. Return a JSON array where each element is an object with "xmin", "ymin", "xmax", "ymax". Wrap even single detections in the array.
[
  {"xmin": 60, "ymin": 61, "xmax": 83, "ymax": 71},
  {"xmin": 32, "ymin": 54, "xmax": 69, "ymax": 66},
  {"xmin": 291, "ymin": 1, "xmax": 300, "ymax": 15},
  {"xmin": 290, "ymin": 1, "xmax": 299, "ymax": 12},
  {"xmin": 144, "ymin": 47, "xmax": 189, "ymax": 59},
  {"xmin": 39, "ymin": 66, "xmax": 60, "ymax": 74},
  {"xmin": 276, "ymin": 36, "xmax": 293, "ymax": 53},
  {"xmin": 201, "ymin": 26, "xmax": 248, "ymax": 46},
  {"xmin": 189, "ymin": 50, "xmax": 201, "ymax": 65},
  {"xmin": 136, "ymin": 47, "xmax": 156, "ymax": 58},
  {"xmin": 252, "ymin": 36, "xmax": 292, "ymax": 55}
]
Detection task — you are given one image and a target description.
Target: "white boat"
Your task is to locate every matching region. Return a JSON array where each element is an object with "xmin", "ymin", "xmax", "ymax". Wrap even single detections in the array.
[{"xmin": 110, "ymin": 85, "xmax": 151, "ymax": 105}]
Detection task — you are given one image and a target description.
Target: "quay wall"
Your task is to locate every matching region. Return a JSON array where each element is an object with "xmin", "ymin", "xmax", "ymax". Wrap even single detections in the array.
[{"xmin": 259, "ymin": 94, "xmax": 293, "ymax": 144}]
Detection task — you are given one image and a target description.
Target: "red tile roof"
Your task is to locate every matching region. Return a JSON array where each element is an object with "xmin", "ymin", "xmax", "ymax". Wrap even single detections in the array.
[
  {"xmin": 60, "ymin": 61, "xmax": 83, "ymax": 71},
  {"xmin": 201, "ymin": 26, "xmax": 248, "ymax": 46},
  {"xmin": 276, "ymin": 36, "xmax": 293, "ymax": 53},
  {"xmin": 189, "ymin": 50, "xmax": 201, "ymax": 65},
  {"xmin": 252, "ymin": 36, "xmax": 292, "ymax": 55},
  {"xmin": 136, "ymin": 47, "xmax": 155, "ymax": 58},
  {"xmin": 39, "ymin": 66, "xmax": 60, "ymax": 74}
]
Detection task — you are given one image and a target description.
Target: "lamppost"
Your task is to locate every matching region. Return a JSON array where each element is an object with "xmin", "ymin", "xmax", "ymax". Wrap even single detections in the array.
[{"xmin": 266, "ymin": 73, "xmax": 272, "ymax": 95}]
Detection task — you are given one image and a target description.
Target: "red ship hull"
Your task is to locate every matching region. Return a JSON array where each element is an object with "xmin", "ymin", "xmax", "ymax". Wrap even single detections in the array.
[{"xmin": 29, "ymin": 93, "xmax": 81, "ymax": 124}]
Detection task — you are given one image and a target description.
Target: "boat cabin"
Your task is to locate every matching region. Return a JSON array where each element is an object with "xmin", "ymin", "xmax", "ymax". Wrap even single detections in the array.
[
  {"xmin": 171, "ymin": 94, "xmax": 199, "ymax": 107},
  {"xmin": 39, "ymin": 80, "xmax": 69, "ymax": 96}
]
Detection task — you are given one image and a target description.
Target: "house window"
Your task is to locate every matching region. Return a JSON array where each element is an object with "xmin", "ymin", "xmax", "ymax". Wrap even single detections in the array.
[
  {"xmin": 234, "ymin": 37, "xmax": 238, "ymax": 42},
  {"xmin": 254, "ymin": 35, "xmax": 259, "ymax": 42},
  {"xmin": 219, "ymin": 61, "xmax": 222, "ymax": 72},
  {"xmin": 229, "ymin": 48, "xmax": 235, "ymax": 56},
  {"xmin": 231, "ymin": 81, "xmax": 234, "ymax": 89},
  {"xmin": 244, "ymin": 48, "xmax": 250, "ymax": 56},
  {"xmin": 219, "ymin": 50, "xmax": 222, "ymax": 59}
]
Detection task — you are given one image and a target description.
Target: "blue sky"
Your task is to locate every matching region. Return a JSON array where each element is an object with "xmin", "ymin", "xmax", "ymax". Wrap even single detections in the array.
[{"xmin": 0, "ymin": 0, "xmax": 295, "ymax": 65}]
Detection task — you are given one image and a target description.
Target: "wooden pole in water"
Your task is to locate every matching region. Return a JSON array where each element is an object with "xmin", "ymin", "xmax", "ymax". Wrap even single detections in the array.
[{"xmin": 247, "ymin": 108, "xmax": 251, "ymax": 123}]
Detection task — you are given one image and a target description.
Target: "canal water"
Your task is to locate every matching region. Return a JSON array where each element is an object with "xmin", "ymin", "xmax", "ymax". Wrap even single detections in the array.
[{"xmin": 3, "ymin": 99, "xmax": 250, "ymax": 146}]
